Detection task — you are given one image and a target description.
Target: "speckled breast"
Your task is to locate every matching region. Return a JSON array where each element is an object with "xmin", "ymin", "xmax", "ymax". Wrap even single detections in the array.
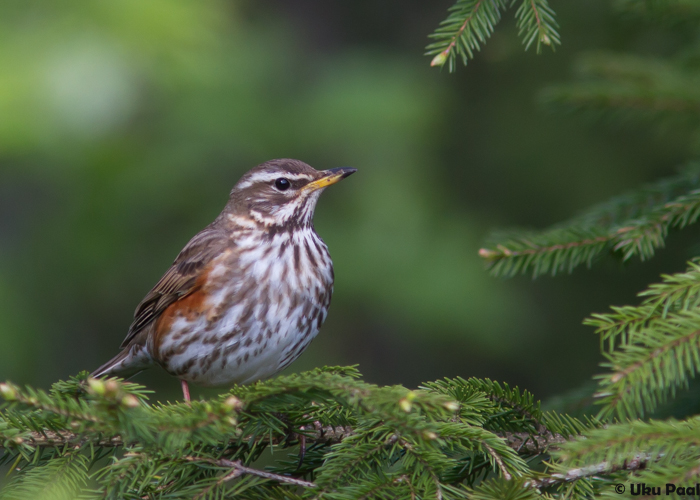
[{"xmin": 150, "ymin": 226, "xmax": 334, "ymax": 386}]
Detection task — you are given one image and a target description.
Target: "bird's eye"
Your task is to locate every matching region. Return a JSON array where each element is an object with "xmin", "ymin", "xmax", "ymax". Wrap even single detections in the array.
[{"xmin": 275, "ymin": 178, "xmax": 291, "ymax": 191}]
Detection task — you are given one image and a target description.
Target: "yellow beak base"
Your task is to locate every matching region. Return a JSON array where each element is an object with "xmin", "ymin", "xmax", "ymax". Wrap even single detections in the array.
[{"xmin": 304, "ymin": 167, "xmax": 357, "ymax": 192}]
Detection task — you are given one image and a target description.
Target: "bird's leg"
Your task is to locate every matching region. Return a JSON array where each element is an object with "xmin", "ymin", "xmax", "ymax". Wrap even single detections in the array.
[
  {"xmin": 181, "ymin": 380, "xmax": 191, "ymax": 402},
  {"xmin": 297, "ymin": 419, "xmax": 324, "ymax": 469}
]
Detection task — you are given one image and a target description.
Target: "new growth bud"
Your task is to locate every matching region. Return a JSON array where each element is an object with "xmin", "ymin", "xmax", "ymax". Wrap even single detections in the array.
[
  {"xmin": 399, "ymin": 391, "xmax": 417, "ymax": 412},
  {"xmin": 104, "ymin": 380, "xmax": 120, "ymax": 397},
  {"xmin": 87, "ymin": 378, "xmax": 106, "ymax": 396},
  {"xmin": 121, "ymin": 395, "xmax": 139, "ymax": 408},
  {"xmin": 0, "ymin": 383, "xmax": 17, "ymax": 401},
  {"xmin": 478, "ymin": 248, "xmax": 498, "ymax": 259},
  {"xmin": 430, "ymin": 50, "xmax": 449, "ymax": 67},
  {"xmin": 444, "ymin": 401, "xmax": 460, "ymax": 412},
  {"xmin": 223, "ymin": 396, "xmax": 242, "ymax": 412}
]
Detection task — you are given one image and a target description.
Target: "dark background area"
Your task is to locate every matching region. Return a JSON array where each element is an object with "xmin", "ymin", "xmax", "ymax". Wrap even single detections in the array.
[{"xmin": 0, "ymin": 0, "xmax": 695, "ymax": 402}]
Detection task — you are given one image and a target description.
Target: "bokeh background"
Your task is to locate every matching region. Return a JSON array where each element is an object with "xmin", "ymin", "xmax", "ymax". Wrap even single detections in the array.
[{"xmin": 0, "ymin": 0, "xmax": 696, "ymax": 402}]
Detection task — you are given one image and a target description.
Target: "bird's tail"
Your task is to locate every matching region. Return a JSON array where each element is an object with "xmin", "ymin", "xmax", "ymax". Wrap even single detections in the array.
[{"xmin": 91, "ymin": 344, "xmax": 152, "ymax": 379}]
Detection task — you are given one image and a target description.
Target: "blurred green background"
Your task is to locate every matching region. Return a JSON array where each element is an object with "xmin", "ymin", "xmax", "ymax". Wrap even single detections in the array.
[{"xmin": 0, "ymin": 0, "xmax": 696, "ymax": 402}]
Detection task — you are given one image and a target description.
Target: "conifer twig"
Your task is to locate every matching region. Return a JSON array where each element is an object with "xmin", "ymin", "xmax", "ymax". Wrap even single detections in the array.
[
  {"xmin": 429, "ymin": 0, "xmax": 484, "ymax": 67},
  {"xmin": 525, "ymin": 453, "xmax": 650, "ymax": 488},
  {"xmin": 480, "ymin": 164, "xmax": 700, "ymax": 277},
  {"xmin": 503, "ymin": 431, "xmax": 567, "ymax": 454},
  {"xmin": 183, "ymin": 456, "xmax": 316, "ymax": 488},
  {"xmin": 8, "ymin": 425, "xmax": 354, "ymax": 449},
  {"xmin": 483, "ymin": 443, "xmax": 512, "ymax": 480},
  {"xmin": 6, "ymin": 427, "xmax": 567, "ymax": 455},
  {"xmin": 0, "ymin": 370, "xmax": 590, "ymax": 497}
]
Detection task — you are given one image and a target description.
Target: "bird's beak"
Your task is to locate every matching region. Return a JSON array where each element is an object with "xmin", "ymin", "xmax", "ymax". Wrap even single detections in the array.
[{"xmin": 304, "ymin": 167, "xmax": 357, "ymax": 192}]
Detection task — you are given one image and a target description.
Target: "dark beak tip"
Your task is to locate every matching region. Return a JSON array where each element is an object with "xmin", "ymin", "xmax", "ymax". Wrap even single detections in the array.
[{"xmin": 328, "ymin": 167, "xmax": 357, "ymax": 178}]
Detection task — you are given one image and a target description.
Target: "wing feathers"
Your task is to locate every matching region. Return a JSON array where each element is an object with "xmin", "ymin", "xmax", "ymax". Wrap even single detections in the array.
[{"xmin": 119, "ymin": 224, "xmax": 228, "ymax": 349}]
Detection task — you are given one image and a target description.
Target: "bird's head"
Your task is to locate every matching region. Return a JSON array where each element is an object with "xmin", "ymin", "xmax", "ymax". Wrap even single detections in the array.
[{"xmin": 227, "ymin": 159, "xmax": 356, "ymax": 228}]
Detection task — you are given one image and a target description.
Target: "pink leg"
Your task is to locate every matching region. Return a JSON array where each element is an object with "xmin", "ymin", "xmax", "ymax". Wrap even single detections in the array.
[{"xmin": 181, "ymin": 380, "xmax": 191, "ymax": 402}]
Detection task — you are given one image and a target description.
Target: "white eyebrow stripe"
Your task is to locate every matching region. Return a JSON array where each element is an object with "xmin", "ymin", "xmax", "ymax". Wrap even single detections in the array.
[{"xmin": 245, "ymin": 172, "xmax": 314, "ymax": 184}]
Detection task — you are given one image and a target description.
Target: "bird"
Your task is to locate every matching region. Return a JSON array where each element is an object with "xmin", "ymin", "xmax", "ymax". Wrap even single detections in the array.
[{"xmin": 92, "ymin": 159, "xmax": 356, "ymax": 401}]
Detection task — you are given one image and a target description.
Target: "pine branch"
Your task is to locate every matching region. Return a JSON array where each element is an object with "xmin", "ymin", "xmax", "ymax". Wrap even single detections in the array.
[{"xmin": 480, "ymin": 163, "xmax": 700, "ymax": 277}]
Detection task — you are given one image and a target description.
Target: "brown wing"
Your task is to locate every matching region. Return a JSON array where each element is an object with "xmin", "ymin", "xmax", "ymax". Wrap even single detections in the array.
[{"xmin": 120, "ymin": 224, "xmax": 228, "ymax": 348}]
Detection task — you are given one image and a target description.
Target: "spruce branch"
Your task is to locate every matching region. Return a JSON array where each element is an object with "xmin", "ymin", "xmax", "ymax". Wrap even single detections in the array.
[
  {"xmin": 501, "ymin": 430, "xmax": 567, "ymax": 453},
  {"xmin": 427, "ymin": 0, "xmax": 560, "ymax": 71},
  {"xmin": 422, "ymin": 377, "xmax": 547, "ymax": 435},
  {"xmin": 594, "ymin": 312, "xmax": 700, "ymax": 420},
  {"xmin": 582, "ymin": 263, "xmax": 700, "ymax": 420},
  {"xmin": 0, "ymin": 424, "xmax": 355, "ymax": 451},
  {"xmin": 639, "ymin": 262, "xmax": 700, "ymax": 313},
  {"xmin": 466, "ymin": 478, "xmax": 542, "ymax": 500},
  {"xmin": 538, "ymin": 419, "xmax": 700, "ymax": 495},
  {"xmin": 525, "ymin": 453, "xmax": 649, "ymax": 488},
  {"xmin": 0, "ymin": 423, "xmax": 570, "ymax": 460},
  {"xmin": 515, "ymin": 0, "xmax": 560, "ymax": 53},
  {"xmin": 4, "ymin": 370, "xmax": 595, "ymax": 498},
  {"xmin": 183, "ymin": 455, "xmax": 316, "ymax": 488},
  {"xmin": 426, "ymin": 0, "xmax": 508, "ymax": 71},
  {"xmin": 552, "ymin": 418, "xmax": 699, "ymax": 468},
  {"xmin": 482, "ymin": 442, "xmax": 512, "ymax": 480},
  {"xmin": 614, "ymin": 458, "xmax": 700, "ymax": 496},
  {"xmin": 0, "ymin": 371, "xmax": 626, "ymax": 498},
  {"xmin": 0, "ymin": 451, "xmax": 90, "ymax": 500},
  {"xmin": 586, "ymin": 261, "xmax": 700, "ymax": 352},
  {"xmin": 480, "ymin": 163, "xmax": 700, "ymax": 277}
]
